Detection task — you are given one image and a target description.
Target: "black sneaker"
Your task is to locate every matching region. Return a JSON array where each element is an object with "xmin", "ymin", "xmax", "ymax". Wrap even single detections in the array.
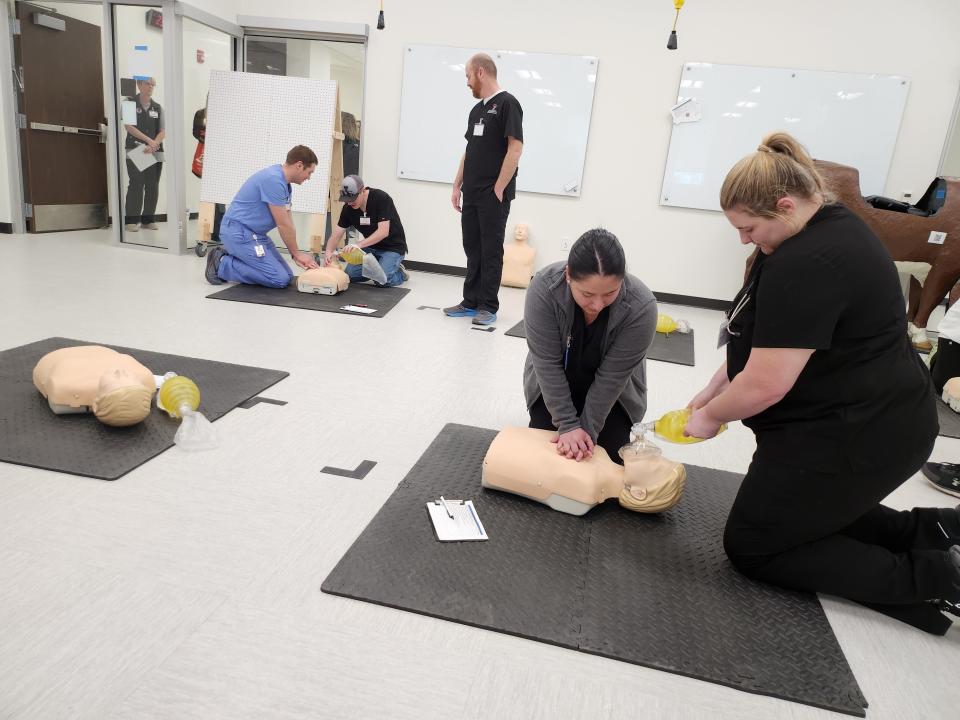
[
  {"xmin": 941, "ymin": 598, "xmax": 960, "ymax": 618},
  {"xmin": 205, "ymin": 246, "xmax": 225, "ymax": 285},
  {"xmin": 921, "ymin": 463, "xmax": 960, "ymax": 498}
]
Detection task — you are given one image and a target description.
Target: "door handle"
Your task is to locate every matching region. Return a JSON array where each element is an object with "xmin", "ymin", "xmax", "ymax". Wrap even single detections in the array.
[{"xmin": 30, "ymin": 120, "xmax": 106, "ymax": 143}]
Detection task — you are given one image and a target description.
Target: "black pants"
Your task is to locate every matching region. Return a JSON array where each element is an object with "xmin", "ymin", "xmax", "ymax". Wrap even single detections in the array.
[
  {"xmin": 724, "ymin": 438, "xmax": 960, "ymax": 633},
  {"xmin": 930, "ymin": 335, "xmax": 960, "ymax": 395},
  {"xmin": 212, "ymin": 203, "xmax": 226, "ymax": 242},
  {"xmin": 461, "ymin": 192, "xmax": 511, "ymax": 313},
  {"xmin": 528, "ymin": 396, "xmax": 632, "ymax": 465},
  {"xmin": 124, "ymin": 159, "xmax": 163, "ymax": 225}
]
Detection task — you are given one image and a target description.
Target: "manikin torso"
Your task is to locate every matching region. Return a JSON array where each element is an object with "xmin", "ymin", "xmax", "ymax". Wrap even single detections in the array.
[
  {"xmin": 33, "ymin": 346, "xmax": 155, "ymax": 413},
  {"xmin": 297, "ymin": 266, "xmax": 350, "ymax": 295},
  {"xmin": 481, "ymin": 426, "xmax": 686, "ymax": 515},
  {"xmin": 501, "ymin": 223, "xmax": 536, "ymax": 288}
]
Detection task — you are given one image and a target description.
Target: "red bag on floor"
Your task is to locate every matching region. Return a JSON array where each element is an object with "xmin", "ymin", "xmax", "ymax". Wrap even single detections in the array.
[{"xmin": 191, "ymin": 142, "xmax": 204, "ymax": 178}]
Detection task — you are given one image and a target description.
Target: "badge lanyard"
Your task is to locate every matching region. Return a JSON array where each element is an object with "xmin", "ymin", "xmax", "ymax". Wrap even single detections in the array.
[{"xmin": 717, "ymin": 268, "xmax": 760, "ymax": 348}]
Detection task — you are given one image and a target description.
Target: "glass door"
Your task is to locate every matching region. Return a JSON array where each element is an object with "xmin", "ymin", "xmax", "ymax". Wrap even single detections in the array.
[
  {"xmin": 182, "ymin": 16, "xmax": 235, "ymax": 249},
  {"xmin": 112, "ymin": 3, "xmax": 166, "ymax": 248}
]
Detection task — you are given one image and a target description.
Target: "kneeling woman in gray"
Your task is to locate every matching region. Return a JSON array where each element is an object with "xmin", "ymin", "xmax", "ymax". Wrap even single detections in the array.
[{"xmin": 524, "ymin": 229, "xmax": 657, "ymax": 463}]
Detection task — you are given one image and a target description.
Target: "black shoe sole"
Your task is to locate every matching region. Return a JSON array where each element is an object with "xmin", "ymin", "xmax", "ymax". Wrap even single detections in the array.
[{"xmin": 925, "ymin": 476, "xmax": 960, "ymax": 499}]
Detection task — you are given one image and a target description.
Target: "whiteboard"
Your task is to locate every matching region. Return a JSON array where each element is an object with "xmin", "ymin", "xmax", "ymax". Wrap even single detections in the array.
[
  {"xmin": 201, "ymin": 71, "xmax": 337, "ymax": 213},
  {"xmin": 661, "ymin": 62, "xmax": 911, "ymax": 212},
  {"xmin": 397, "ymin": 44, "xmax": 599, "ymax": 197}
]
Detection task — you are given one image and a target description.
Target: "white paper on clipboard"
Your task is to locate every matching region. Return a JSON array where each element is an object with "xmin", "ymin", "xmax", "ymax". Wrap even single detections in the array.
[{"xmin": 426, "ymin": 499, "xmax": 488, "ymax": 541}]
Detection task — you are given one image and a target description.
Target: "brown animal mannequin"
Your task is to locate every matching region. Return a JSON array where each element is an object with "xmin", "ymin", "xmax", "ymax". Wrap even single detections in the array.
[
  {"xmin": 33, "ymin": 346, "xmax": 156, "ymax": 427},
  {"xmin": 815, "ymin": 161, "xmax": 960, "ymax": 332},
  {"xmin": 481, "ymin": 426, "xmax": 686, "ymax": 516},
  {"xmin": 501, "ymin": 223, "xmax": 536, "ymax": 288}
]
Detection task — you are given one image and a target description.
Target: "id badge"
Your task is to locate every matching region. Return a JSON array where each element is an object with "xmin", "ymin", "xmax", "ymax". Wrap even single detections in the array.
[
  {"xmin": 717, "ymin": 320, "xmax": 731, "ymax": 349},
  {"xmin": 359, "ymin": 216, "xmax": 371, "ymax": 226},
  {"xmin": 473, "ymin": 122, "xmax": 485, "ymax": 137},
  {"xmin": 254, "ymin": 243, "xmax": 265, "ymax": 258},
  {"xmin": 148, "ymin": 110, "xmax": 159, "ymax": 119}
]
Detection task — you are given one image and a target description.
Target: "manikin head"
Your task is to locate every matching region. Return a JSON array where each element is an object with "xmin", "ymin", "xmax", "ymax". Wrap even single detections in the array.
[
  {"xmin": 465, "ymin": 53, "xmax": 499, "ymax": 99},
  {"xmin": 721, "ymin": 132, "xmax": 831, "ymax": 255},
  {"xmin": 617, "ymin": 438, "xmax": 686, "ymax": 513},
  {"xmin": 284, "ymin": 145, "xmax": 318, "ymax": 185},
  {"xmin": 564, "ymin": 228, "xmax": 626, "ymax": 319},
  {"xmin": 514, "ymin": 223, "xmax": 529, "ymax": 242},
  {"xmin": 91, "ymin": 369, "xmax": 154, "ymax": 427}
]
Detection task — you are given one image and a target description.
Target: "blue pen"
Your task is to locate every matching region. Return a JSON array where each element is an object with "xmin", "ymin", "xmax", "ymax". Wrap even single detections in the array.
[
  {"xmin": 466, "ymin": 502, "xmax": 484, "ymax": 534},
  {"xmin": 563, "ymin": 334, "xmax": 571, "ymax": 369}
]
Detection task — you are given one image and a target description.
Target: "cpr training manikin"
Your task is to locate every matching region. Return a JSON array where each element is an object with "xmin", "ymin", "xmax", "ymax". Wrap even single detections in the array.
[
  {"xmin": 297, "ymin": 265, "xmax": 350, "ymax": 295},
  {"xmin": 482, "ymin": 426, "xmax": 686, "ymax": 516},
  {"xmin": 500, "ymin": 223, "xmax": 536, "ymax": 289},
  {"xmin": 33, "ymin": 346, "xmax": 156, "ymax": 427}
]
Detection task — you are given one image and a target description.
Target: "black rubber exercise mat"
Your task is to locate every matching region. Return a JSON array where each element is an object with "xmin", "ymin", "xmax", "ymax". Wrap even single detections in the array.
[
  {"xmin": 322, "ymin": 423, "xmax": 868, "ymax": 717},
  {"xmin": 505, "ymin": 320, "xmax": 696, "ymax": 366},
  {"xmin": 206, "ymin": 282, "xmax": 410, "ymax": 318},
  {"xmin": 936, "ymin": 398, "xmax": 960, "ymax": 438},
  {"xmin": 0, "ymin": 337, "xmax": 288, "ymax": 480}
]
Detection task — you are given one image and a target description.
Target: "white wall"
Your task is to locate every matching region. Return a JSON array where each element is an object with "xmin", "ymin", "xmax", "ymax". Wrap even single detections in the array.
[
  {"xmin": 238, "ymin": 0, "xmax": 960, "ymax": 300},
  {"xmin": 943, "ymin": 86, "xmax": 960, "ymax": 176}
]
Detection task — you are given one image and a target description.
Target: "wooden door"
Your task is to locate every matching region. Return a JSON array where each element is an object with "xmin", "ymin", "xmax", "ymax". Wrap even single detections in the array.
[{"xmin": 14, "ymin": 2, "xmax": 108, "ymax": 232}]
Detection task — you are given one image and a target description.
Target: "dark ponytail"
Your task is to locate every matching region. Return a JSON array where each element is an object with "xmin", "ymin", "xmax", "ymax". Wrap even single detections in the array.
[{"xmin": 567, "ymin": 228, "xmax": 626, "ymax": 280}]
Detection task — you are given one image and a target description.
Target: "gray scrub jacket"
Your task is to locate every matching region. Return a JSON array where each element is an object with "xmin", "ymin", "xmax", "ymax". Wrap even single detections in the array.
[{"xmin": 523, "ymin": 261, "xmax": 658, "ymax": 440}]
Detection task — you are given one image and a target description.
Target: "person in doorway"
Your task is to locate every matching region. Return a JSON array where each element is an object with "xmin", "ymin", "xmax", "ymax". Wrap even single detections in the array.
[
  {"xmin": 323, "ymin": 175, "xmax": 408, "ymax": 287},
  {"xmin": 123, "ymin": 77, "xmax": 165, "ymax": 232},
  {"xmin": 684, "ymin": 131, "xmax": 960, "ymax": 634},
  {"xmin": 445, "ymin": 53, "xmax": 523, "ymax": 326},
  {"xmin": 191, "ymin": 102, "xmax": 225, "ymax": 241},
  {"xmin": 204, "ymin": 145, "xmax": 320, "ymax": 288},
  {"xmin": 341, "ymin": 111, "xmax": 360, "ymax": 178},
  {"xmin": 523, "ymin": 228, "xmax": 657, "ymax": 463}
]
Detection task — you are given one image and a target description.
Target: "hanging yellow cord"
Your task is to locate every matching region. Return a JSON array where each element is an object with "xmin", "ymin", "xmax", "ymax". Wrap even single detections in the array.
[{"xmin": 672, "ymin": 0, "xmax": 684, "ymax": 31}]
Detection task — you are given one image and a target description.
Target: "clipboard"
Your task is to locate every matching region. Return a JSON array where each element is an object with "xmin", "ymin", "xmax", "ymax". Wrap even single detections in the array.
[{"xmin": 426, "ymin": 498, "xmax": 488, "ymax": 542}]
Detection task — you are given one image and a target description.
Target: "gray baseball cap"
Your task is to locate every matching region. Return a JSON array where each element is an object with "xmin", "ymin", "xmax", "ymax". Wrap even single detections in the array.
[{"xmin": 339, "ymin": 174, "xmax": 365, "ymax": 202}]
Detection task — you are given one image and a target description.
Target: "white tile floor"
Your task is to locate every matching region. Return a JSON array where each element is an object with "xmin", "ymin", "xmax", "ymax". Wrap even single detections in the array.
[{"xmin": 0, "ymin": 228, "xmax": 958, "ymax": 719}]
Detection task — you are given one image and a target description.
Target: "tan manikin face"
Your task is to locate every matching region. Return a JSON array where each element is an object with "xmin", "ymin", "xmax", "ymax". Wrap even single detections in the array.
[
  {"xmin": 97, "ymin": 368, "xmax": 140, "ymax": 396},
  {"xmin": 514, "ymin": 224, "xmax": 529, "ymax": 242}
]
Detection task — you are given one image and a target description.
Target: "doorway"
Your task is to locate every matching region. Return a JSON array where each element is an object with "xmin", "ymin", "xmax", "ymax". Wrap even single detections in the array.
[{"xmin": 12, "ymin": 1, "xmax": 108, "ymax": 232}]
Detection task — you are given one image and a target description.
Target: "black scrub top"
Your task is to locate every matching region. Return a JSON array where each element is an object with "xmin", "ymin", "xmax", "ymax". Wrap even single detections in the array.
[
  {"xmin": 125, "ymin": 97, "xmax": 164, "ymax": 151},
  {"xmin": 337, "ymin": 188, "xmax": 408, "ymax": 255},
  {"xmin": 725, "ymin": 203, "xmax": 937, "ymax": 473},
  {"xmin": 565, "ymin": 305, "xmax": 611, "ymax": 412},
  {"xmin": 461, "ymin": 91, "xmax": 523, "ymax": 204}
]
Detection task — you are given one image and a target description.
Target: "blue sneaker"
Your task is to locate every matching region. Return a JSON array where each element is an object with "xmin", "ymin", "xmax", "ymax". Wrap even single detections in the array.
[
  {"xmin": 472, "ymin": 310, "xmax": 497, "ymax": 326},
  {"xmin": 443, "ymin": 304, "xmax": 477, "ymax": 317}
]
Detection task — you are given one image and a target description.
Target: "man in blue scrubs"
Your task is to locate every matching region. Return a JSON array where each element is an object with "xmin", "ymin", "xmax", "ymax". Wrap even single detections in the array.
[{"xmin": 205, "ymin": 145, "xmax": 320, "ymax": 287}]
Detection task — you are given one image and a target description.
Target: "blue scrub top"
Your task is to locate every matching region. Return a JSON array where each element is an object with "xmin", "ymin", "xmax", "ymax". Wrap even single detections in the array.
[{"xmin": 222, "ymin": 164, "xmax": 291, "ymax": 234}]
